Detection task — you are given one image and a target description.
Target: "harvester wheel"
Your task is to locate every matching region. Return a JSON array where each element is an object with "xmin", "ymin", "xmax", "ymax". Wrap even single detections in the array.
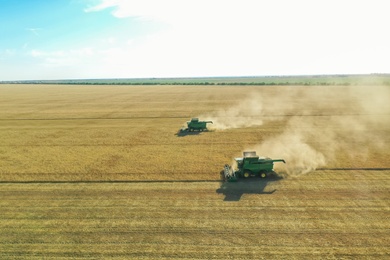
[
  {"xmin": 243, "ymin": 171, "xmax": 251, "ymax": 178},
  {"xmin": 260, "ymin": 172, "xmax": 267, "ymax": 178}
]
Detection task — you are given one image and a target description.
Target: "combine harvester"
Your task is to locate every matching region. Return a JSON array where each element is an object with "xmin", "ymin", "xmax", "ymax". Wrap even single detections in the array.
[
  {"xmin": 180, "ymin": 118, "xmax": 213, "ymax": 132},
  {"xmin": 223, "ymin": 151, "xmax": 285, "ymax": 182}
]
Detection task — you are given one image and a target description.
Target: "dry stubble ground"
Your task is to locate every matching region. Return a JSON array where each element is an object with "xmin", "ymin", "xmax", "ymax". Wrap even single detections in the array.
[{"xmin": 0, "ymin": 84, "xmax": 389, "ymax": 259}]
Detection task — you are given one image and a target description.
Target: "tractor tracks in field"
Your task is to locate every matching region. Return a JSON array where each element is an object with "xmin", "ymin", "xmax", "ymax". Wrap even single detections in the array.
[
  {"xmin": 0, "ymin": 179, "xmax": 223, "ymax": 184},
  {"xmin": 1, "ymin": 167, "xmax": 390, "ymax": 184},
  {"xmin": 317, "ymin": 167, "xmax": 390, "ymax": 171},
  {"xmin": 1, "ymin": 113, "xmax": 389, "ymax": 121},
  {"xmin": 0, "ymin": 116, "xmax": 186, "ymax": 121}
]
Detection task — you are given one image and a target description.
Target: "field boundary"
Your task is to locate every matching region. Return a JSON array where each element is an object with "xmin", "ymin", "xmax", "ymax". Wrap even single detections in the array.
[
  {"xmin": 0, "ymin": 180, "xmax": 222, "ymax": 184},
  {"xmin": 1, "ymin": 168, "xmax": 390, "ymax": 184},
  {"xmin": 1, "ymin": 113, "xmax": 390, "ymax": 121},
  {"xmin": 317, "ymin": 167, "xmax": 390, "ymax": 171}
]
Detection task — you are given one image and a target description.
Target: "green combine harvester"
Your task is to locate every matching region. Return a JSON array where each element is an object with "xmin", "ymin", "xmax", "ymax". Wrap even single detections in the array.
[
  {"xmin": 181, "ymin": 118, "xmax": 213, "ymax": 132},
  {"xmin": 223, "ymin": 151, "xmax": 285, "ymax": 182}
]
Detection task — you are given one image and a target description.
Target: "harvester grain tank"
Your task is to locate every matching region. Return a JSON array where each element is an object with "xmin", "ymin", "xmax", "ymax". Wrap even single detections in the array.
[
  {"xmin": 223, "ymin": 151, "xmax": 285, "ymax": 182},
  {"xmin": 181, "ymin": 118, "xmax": 213, "ymax": 132}
]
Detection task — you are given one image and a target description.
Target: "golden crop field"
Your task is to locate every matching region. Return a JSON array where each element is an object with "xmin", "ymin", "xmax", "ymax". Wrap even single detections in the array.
[{"xmin": 0, "ymin": 84, "xmax": 389, "ymax": 259}]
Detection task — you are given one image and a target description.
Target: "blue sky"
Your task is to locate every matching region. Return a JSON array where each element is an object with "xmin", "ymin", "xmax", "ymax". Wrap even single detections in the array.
[{"xmin": 0, "ymin": 0, "xmax": 389, "ymax": 80}]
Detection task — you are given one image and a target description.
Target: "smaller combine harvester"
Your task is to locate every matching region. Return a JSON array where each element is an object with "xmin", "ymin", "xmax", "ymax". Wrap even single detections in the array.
[
  {"xmin": 223, "ymin": 151, "xmax": 285, "ymax": 182},
  {"xmin": 181, "ymin": 118, "xmax": 213, "ymax": 132}
]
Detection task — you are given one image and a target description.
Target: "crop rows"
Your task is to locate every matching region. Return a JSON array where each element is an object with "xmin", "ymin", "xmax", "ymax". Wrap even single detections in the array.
[{"xmin": 0, "ymin": 84, "xmax": 389, "ymax": 258}]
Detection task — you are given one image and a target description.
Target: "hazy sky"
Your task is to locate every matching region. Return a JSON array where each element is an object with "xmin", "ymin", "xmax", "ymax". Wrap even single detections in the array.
[{"xmin": 1, "ymin": 0, "xmax": 389, "ymax": 80}]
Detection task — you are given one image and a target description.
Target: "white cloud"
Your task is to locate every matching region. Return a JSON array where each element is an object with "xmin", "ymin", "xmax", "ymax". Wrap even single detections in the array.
[
  {"xmin": 10, "ymin": 0, "xmax": 387, "ymax": 80},
  {"xmin": 84, "ymin": 0, "xmax": 120, "ymax": 13},
  {"xmin": 5, "ymin": 49, "xmax": 16, "ymax": 56},
  {"xmin": 85, "ymin": 0, "xmax": 189, "ymax": 21},
  {"xmin": 82, "ymin": 0, "xmax": 390, "ymax": 77},
  {"xmin": 26, "ymin": 28, "xmax": 42, "ymax": 36},
  {"xmin": 29, "ymin": 48, "xmax": 96, "ymax": 67}
]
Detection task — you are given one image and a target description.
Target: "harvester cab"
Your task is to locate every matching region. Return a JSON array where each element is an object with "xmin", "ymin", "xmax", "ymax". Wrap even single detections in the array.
[
  {"xmin": 223, "ymin": 151, "xmax": 285, "ymax": 182},
  {"xmin": 181, "ymin": 118, "xmax": 213, "ymax": 132}
]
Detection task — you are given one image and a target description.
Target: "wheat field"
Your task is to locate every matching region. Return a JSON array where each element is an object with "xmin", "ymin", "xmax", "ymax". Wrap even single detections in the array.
[{"xmin": 0, "ymin": 84, "xmax": 389, "ymax": 259}]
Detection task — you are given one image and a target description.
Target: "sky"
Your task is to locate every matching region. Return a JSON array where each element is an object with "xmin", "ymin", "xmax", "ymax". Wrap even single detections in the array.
[{"xmin": 0, "ymin": 0, "xmax": 389, "ymax": 81}]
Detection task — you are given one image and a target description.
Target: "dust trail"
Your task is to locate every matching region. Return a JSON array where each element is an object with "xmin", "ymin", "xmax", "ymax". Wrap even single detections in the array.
[
  {"xmin": 204, "ymin": 85, "xmax": 390, "ymax": 176},
  {"xmin": 247, "ymin": 117, "xmax": 328, "ymax": 176},
  {"xmin": 199, "ymin": 93, "xmax": 265, "ymax": 130},
  {"xmin": 200, "ymin": 91, "xmax": 297, "ymax": 130}
]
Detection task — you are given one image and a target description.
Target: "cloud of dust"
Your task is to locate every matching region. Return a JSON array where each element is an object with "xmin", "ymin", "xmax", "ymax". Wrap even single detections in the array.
[
  {"xmin": 200, "ymin": 91, "xmax": 298, "ymax": 130},
  {"xmin": 199, "ymin": 93, "xmax": 265, "ymax": 130},
  {"xmin": 250, "ymin": 123, "xmax": 327, "ymax": 176},
  {"xmin": 203, "ymin": 85, "xmax": 390, "ymax": 176}
]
